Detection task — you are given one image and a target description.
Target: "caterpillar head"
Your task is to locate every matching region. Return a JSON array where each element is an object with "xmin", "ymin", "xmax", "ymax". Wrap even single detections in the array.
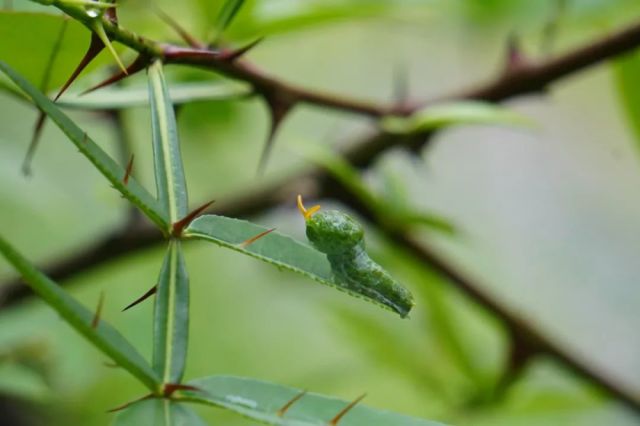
[{"xmin": 298, "ymin": 195, "xmax": 364, "ymax": 255}]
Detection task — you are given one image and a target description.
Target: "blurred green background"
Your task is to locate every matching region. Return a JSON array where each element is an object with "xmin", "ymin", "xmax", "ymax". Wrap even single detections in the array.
[{"xmin": 1, "ymin": 0, "xmax": 640, "ymax": 424}]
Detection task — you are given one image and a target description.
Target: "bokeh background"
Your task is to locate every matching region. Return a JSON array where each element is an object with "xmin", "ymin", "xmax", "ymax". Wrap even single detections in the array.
[{"xmin": 1, "ymin": 0, "xmax": 640, "ymax": 424}]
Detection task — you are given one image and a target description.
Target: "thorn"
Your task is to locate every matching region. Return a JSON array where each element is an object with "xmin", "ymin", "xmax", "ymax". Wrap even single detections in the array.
[
  {"xmin": 392, "ymin": 62, "xmax": 409, "ymax": 106},
  {"xmin": 107, "ymin": 394, "xmax": 152, "ymax": 413},
  {"xmin": 54, "ymin": 32, "xmax": 105, "ymax": 101},
  {"xmin": 91, "ymin": 291, "xmax": 105, "ymax": 329},
  {"xmin": 153, "ymin": 5, "xmax": 205, "ymax": 49},
  {"xmin": 90, "ymin": 20, "xmax": 127, "ymax": 75},
  {"xmin": 82, "ymin": 132, "xmax": 89, "ymax": 144},
  {"xmin": 103, "ymin": 1, "xmax": 118, "ymax": 24},
  {"xmin": 21, "ymin": 112, "xmax": 47, "ymax": 176},
  {"xmin": 257, "ymin": 92, "xmax": 294, "ymax": 174},
  {"xmin": 219, "ymin": 37, "xmax": 264, "ymax": 61},
  {"xmin": 238, "ymin": 228, "xmax": 275, "ymax": 249},
  {"xmin": 103, "ymin": 361, "xmax": 119, "ymax": 368},
  {"xmin": 122, "ymin": 285, "xmax": 157, "ymax": 312},
  {"xmin": 328, "ymin": 394, "xmax": 366, "ymax": 425},
  {"xmin": 505, "ymin": 32, "xmax": 526, "ymax": 72},
  {"xmin": 162, "ymin": 383, "xmax": 201, "ymax": 397},
  {"xmin": 171, "ymin": 200, "xmax": 215, "ymax": 236},
  {"xmin": 122, "ymin": 153, "xmax": 134, "ymax": 185},
  {"xmin": 276, "ymin": 390, "xmax": 307, "ymax": 417},
  {"xmin": 80, "ymin": 53, "xmax": 150, "ymax": 95}
]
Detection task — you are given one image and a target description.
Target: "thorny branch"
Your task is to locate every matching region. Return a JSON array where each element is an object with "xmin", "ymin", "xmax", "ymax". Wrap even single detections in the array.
[{"xmin": 3, "ymin": 0, "xmax": 640, "ymax": 413}]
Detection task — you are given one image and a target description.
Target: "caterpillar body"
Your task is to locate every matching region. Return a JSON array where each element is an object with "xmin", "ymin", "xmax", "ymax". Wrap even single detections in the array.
[{"xmin": 298, "ymin": 195, "xmax": 414, "ymax": 317}]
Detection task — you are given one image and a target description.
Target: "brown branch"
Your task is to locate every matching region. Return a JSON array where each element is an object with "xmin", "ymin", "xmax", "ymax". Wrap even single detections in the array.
[
  {"xmin": 387, "ymin": 228, "xmax": 640, "ymax": 412},
  {"xmin": 2, "ymin": 13, "xmax": 640, "ymax": 413},
  {"xmin": 4, "ymin": 17, "xmax": 640, "ymax": 309}
]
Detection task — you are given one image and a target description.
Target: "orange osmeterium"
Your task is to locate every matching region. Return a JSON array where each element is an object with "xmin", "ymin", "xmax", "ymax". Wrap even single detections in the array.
[{"xmin": 296, "ymin": 195, "xmax": 321, "ymax": 220}]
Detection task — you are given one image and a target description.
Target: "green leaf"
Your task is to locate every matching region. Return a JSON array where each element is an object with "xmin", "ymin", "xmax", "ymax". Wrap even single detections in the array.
[
  {"xmin": 213, "ymin": 0, "xmax": 246, "ymax": 42},
  {"xmin": 179, "ymin": 375, "xmax": 447, "ymax": 426},
  {"xmin": 148, "ymin": 60, "xmax": 188, "ymax": 227},
  {"xmin": 381, "ymin": 101, "xmax": 533, "ymax": 134},
  {"xmin": 0, "ymin": 12, "xmax": 109, "ymax": 91},
  {"xmin": 56, "ymin": 80, "xmax": 251, "ymax": 110},
  {"xmin": 153, "ymin": 241, "xmax": 189, "ymax": 385},
  {"xmin": 0, "ymin": 235, "xmax": 160, "ymax": 391},
  {"xmin": 112, "ymin": 398, "xmax": 207, "ymax": 426},
  {"xmin": 612, "ymin": 51, "xmax": 640, "ymax": 149},
  {"xmin": 0, "ymin": 60, "xmax": 168, "ymax": 230},
  {"xmin": 184, "ymin": 215, "xmax": 405, "ymax": 315}
]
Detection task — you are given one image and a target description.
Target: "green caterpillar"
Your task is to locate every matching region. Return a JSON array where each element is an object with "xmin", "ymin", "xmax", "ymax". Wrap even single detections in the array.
[{"xmin": 297, "ymin": 195, "xmax": 414, "ymax": 317}]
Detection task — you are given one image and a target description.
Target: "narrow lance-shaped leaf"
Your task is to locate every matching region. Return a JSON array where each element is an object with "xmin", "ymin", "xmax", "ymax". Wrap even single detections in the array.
[
  {"xmin": 212, "ymin": 0, "xmax": 246, "ymax": 44},
  {"xmin": 183, "ymin": 214, "xmax": 409, "ymax": 316},
  {"xmin": 23, "ymin": 18, "xmax": 68, "ymax": 176},
  {"xmin": 0, "ymin": 235, "xmax": 160, "ymax": 391},
  {"xmin": 148, "ymin": 60, "xmax": 188, "ymax": 228},
  {"xmin": 612, "ymin": 51, "xmax": 640, "ymax": 152},
  {"xmin": 153, "ymin": 240, "xmax": 189, "ymax": 384},
  {"xmin": 0, "ymin": 60, "xmax": 168, "ymax": 229},
  {"xmin": 177, "ymin": 376, "xmax": 447, "ymax": 426},
  {"xmin": 381, "ymin": 100, "xmax": 533, "ymax": 134},
  {"xmin": 112, "ymin": 398, "xmax": 207, "ymax": 426},
  {"xmin": 58, "ymin": 80, "xmax": 251, "ymax": 110}
]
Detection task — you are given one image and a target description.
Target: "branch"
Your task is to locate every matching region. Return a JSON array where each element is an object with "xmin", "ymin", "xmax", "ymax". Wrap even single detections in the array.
[
  {"xmin": 3, "ymin": 3, "xmax": 640, "ymax": 412},
  {"xmin": 27, "ymin": 0, "xmax": 400, "ymax": 118},
  {"xmin": 4, "ymin": 14, "xmax": 640, "ymax": 311}
]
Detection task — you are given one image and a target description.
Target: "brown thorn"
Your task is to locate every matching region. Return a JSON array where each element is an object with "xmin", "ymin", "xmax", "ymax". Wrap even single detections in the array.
[
  {"xmin": 91, "ymin": 291, "xmax": 105, "ymax": 329},
  {"xmin": 107, "ymin": 394, "xmax": 152, "ymax": 413},
  {"xmin": 122, "ymin": 284, "xmax": 157, "ymax": 312},
  {"xmin": 103, "ymin": 361, "xmax": 120, "ymax": 368},
  {"xmin": 219, "ymin": 37, "xmax": 264, "ymax": 61},
  {"xmin": 493, "ymin": 328, "xmax": 540, "ymax": 398},
  {"xmin": 328, "ymin": 393, "xmax": 366, "ymax": 425},
  {"xmin": 54, "ymin": 32, "xmax": 105, "ymax": 101},
  {"xmin": 153, "ymin": 5, "xmax": 205, "ymax": 49},
  {"xmin": 163, "ymin": 383, "xmax": 201, "ymax": 397},
  {"xmin": 104, "ymin": 2, "xmax": 118, "ymax": 23},
  {"xmin": 276, "ymin": 390, "xmax": 307, "ymax": 417},
  {"xmin": 257, "ymin": 92, "xmax": 295, "ymax": 174},
  {"xmin": 82, "ymin": 132, "xmax": 89, "ymax": 143},
  {"xmin": 505, "ymin": 32, "xmax": 527, "ymax": 72},
  {"xmin": 80, "ymin": 54, "xmax": 150, "ymax": 96},
  {"xmin": 122, "ymin": 153, "xmax": 135, "ymax": 185},
  {"xmin": 238, "ymin": 228, "xmax": 275, "ymax": 249},
  {"xmin": 22, "ymin": 19, "xmax": 68, "ymax": 176},
  {"xmin": 392, "ymin": 61, "xmax": 409, "ymax": 107},
  {"xmin": 171, "ymin": 200, "xmax": 215, "ymax": 236},
  {"xmin": 22, "ymin": 112, "xmax": 47, "ymax": 176}
]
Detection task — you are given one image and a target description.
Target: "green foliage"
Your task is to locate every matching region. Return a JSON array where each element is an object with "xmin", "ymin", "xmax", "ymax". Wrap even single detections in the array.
[
  {"xmin": 0, "ymin": 60, "xmax": 169, "ymax": 229},
  {"xmin": 113, "ymin": 398, "xmax": 208, "ymax": 426},
  {"xmin": 382, "ymin": 101, "xmax": 532, "ymax": 135},
  {"xmin": 184, "ymin": 214, "xmax": 413, "ymax": 316},
  {"xmin": 153, "ymin": 241, "xmax": 190, "ymax": 385},
  {"xmin": 212, "ymin": 0, "xmax": 246, "ymax": 43},
  {"xmin": 0, "ymin": 235, "xmax": 160, "ymax": 391},
  {"xmin": 57, "ymin": 81, "xmax": 251, "ymax": 110},
  {"xmin": 613, "ymin": 51, "xmax": 640, "ymax": 150},
  {"xmin": 0, "ymin": 12, "xmax": 104, "ymax": 89},
  {"xmin": 180, "ymin": 375, "xmax": 447, "ymax": 426},
  {"xmin": 148, "ymin": 60, "xmax": 189, "ymax": 227}
]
